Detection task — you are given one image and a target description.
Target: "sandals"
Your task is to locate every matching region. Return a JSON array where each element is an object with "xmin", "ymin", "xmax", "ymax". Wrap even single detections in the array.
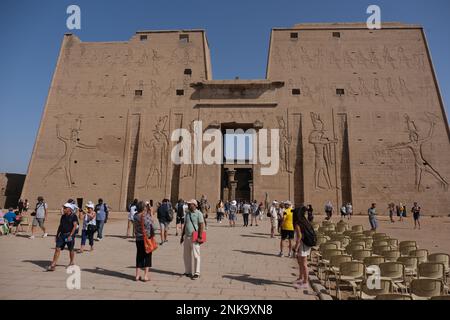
[{"xmin": 46, "ymin": 265, "xmax": 56, "ymax": 272}]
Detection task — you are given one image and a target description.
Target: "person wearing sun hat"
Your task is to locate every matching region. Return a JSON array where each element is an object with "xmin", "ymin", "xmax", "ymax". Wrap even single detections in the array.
[
  {"xmin": 180, "ymin": 199, "xmax": 205, "ymax": 279},
  {"xmin": 228, "ymin": 200, "xmax": 238, "ymax": 227},
  {"xmin": 47, "ymin": 202, "xmax": 79, "ymax": 271},
  {"xmin": 78, "ymin": 201, "xmax": 97, "ymax": 253}
]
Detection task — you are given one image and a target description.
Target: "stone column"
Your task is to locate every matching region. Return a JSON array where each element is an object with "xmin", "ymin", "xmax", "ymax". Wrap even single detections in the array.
[
  {"xmin": 249, "ymin": 180, "xmax": 254, "ymax": 201},
  {"xmin": 227, "ymin": 170, "xmax": 237, "ymax": 200}
]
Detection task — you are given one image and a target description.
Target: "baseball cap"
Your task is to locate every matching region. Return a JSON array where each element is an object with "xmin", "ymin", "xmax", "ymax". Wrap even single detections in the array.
[
  {"xmin": 186, "ymin": 199, "xmax": 198, "ymax": 207},
  {"xmin": 63, "ymin": 203, "xmax": 75, "ymax": 211},
  {"xmin": 85, "ymin": 201, "xmax": 95, "ymax": 209}
]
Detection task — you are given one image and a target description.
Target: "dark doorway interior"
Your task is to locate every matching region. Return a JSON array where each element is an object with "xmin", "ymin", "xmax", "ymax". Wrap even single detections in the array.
[{"xmin": 235, "ymin": 169, "xmax": 252, "ymax": 202}]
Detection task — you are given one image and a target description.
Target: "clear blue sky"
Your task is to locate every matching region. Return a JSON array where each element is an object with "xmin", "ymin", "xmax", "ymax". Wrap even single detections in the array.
[{"xmin": 1, "ymin": 0, "xmax": 449, "ymax": 174}]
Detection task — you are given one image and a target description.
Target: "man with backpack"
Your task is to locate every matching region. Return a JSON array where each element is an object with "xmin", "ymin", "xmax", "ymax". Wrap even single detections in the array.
[
  {"xmin": 175, "ymin": 199, "xmax": 186, "ymax": 236},
  {"xmin": 157, "ymin": 198, "xmax": 174, "ymax": 245},
  {"xmin": 95, "ymin": 198, "xmax": 109, "ymax": 241}
]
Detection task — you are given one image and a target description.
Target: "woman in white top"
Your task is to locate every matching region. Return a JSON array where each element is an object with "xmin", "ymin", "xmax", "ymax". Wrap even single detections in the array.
[{"xmin": 78, "ymin": 201, "xmax": 97, "ymax": 253}]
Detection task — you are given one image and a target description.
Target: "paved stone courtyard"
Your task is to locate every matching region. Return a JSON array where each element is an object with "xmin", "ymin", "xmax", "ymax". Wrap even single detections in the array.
[
  {"xmin": 1, "ymin": 212, "xmax": 449, "ymax": 300},
  {"xmin": 0, "ymin": 212, "xmax": 317, "ymax": 300}
]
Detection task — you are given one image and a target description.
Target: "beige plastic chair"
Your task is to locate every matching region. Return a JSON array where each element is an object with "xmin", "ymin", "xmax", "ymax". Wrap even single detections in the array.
[
  {"xmin": 311, "ymin": 236, "xmax": 329, "ymax": 262},
  {"xmin": 400, "ymin": 245, "xmax": 418, "ymax": 257},
  {"xmin": 17, "ymin": 216, "xmax": 31, "ymax": 233},
  {"xmin": 399, "ymin": 241, "xmax": 417, "ymax": 249},
  {"xmin": 335, "ymin": 224, "xmax": 348, "ymax": 234},
  {"xmin": 350, "ymin": 233, "xmax": 365, "ymax": 241},
  {"xmin": 343, "ymin": 230, "xmax": 354, "ymax": 237},
  {"xmin": 373, "ymin": 233, "xmax": 389, "ymax": 241},
  {"xmin": 387, "ymin": 239, "xmax": 399, "ymax": 248},
  {"xmin": 318, "ymin": 249, "xmax": 344, "ymax": 280},
  {"xmin": 373, "ymin": 240, "xmax": 389, "ymax": 248},
  {"xmin": 312, "ymin": 222, "xmax": 320, "ymax": 232},
  {"xmin": 352, "ymin": 249, "xmax": 372, "ymax": 262},
  {"xmin": 427, "ymin": 253, "xmax": 450, "ymax": 279},
  {"xmin": 324, "ymin": 255, "xmax": 353, "ymax": 290},
  {"xmin": 363, "ymin": 230, "xmax": 376, "ymax": 237},
  {"xmin": 330, "ymin": 234, "xmax": 350, "ymax": 246},
  {"xmin": 346, "ymin": 244, "xmax": 365, "ymax": 255},
  {"xmin": 360, "ymin": 279, "xmax": 392, "ymax": 300},
  {"xmin": 336, "ymin": 261, "xmax": 366, "ymax": 300},
  {"xmin": 410, "ymin": 279, "xmax": 443, "ymax": 300},
  {"xmin": 418, "ymin": 263, "xmax": 446, "ymax": 283},
  {"xmin": 327, "ymin": 240, "xmax": 342, "ymax": 249},
  {"xmin": 410, "ymin": 249, "xmax": 429, "ymax": 264},
  {"xmin": 365, "ymin": 239, "xmax": 374, "ymax": 250},
  {"xmin": 322, "ymin": 220, "xmax": 334, "ymax": 227},
  {"xmin": 373, "ymin": 245, "xmax": 393, "ymax": 256},
  {"xmin": 350, "ymin": 240, "xmax": 366, "ymax": 247},
  {"xmin": 397, "ymin": 256, "xmax": 419, "ymax": 277},
  {"xmin": 364, "ymin": 256, "xmax": 386, "ymax": 267},
  {"xmin": 380, "ymin": 262, "xmax": 407, "ymax": 293},
  {"xmin": 382, "ymin": 250, "xmax": 401, "ymax": 262},
  {"xmin": 351, "ymin": 225, "xmax": 364, "ymax": 233},
  {"xmin": 375, "ymin": 294, "xmax": 413, "ymax": 300}
]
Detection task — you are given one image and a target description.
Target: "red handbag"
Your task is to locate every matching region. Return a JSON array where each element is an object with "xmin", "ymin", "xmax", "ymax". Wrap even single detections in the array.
[
  {"xmin": 192, "ymin": 231, "xmax": 207, "ymax": 244},
  {"xmin": 188, "ymin": 213, "xmax": 206, "ymax": 244},
  {"xmin": 141, "ymin": 214, "xmax": 158, "ymax": 253}
]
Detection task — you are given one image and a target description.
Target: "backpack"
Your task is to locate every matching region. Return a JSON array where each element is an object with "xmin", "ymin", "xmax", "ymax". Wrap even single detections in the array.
[
  {"xmin": 301, "ymin": 220, "xmax": 317, "ymax": 247},
  {"xmin": 177, "ymin": 203, "xmax": 185, "ymax": 217},
  {"xmin": 161, "ymin": 202, "xmax": 174, "ymax": 222}
]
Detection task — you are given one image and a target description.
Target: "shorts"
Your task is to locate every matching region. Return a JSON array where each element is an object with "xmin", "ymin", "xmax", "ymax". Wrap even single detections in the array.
[
  {"xmin": 159, "ymin": 221, "xmax": 170, "ymax": 230},
  {"xmin": 270, "ymin": 217, "xmax": 278, "ymax": 229},
  {"xmin": 56, "ymin": 233, "xmax": 75, "ymax": 251},
  {"xmin": 298, "ymin": 242, "xmax": 312, "ymax": 257},
  {"xmin": 229, "ymin": 213, "xmax": 236, "ymax": 221},
  {"xmin": 413, "ymin": 213, "xmax": 420, "ymax": 221},
  {"xmin": 176, "ymin": 216, "xmax": 185, "ymax": 225},
  {"xmin": 281, "ymin": 230, "xmax": 294, "ymax": 240},
  {"xmin": 32, "ymin": 217, "xmax": 45, "ymax": 227}
]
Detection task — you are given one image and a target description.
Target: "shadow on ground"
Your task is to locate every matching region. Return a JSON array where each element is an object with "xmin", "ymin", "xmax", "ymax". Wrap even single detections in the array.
[
  {"xmin": 83, "ymin": 267, "xmax": 136, "ymax": 281},
  {"xmin": 240, "ymin": 235, "xmax": 268, "ymax": 239},
  {"xmin": 222, "ymin": 274, "xmax": 293, "ymax": 288},
  {"xmin": 233, "ymin": 250, "xmax": 279, "ymax": 257}
]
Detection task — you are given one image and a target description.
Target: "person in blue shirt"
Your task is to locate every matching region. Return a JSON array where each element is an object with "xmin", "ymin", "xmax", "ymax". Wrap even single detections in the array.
[
  {"xmin": 4, "ymin": 208, "xmax": 17, "ymax": 224},
  {"xmin": 94, "ymin": 198, "xmax": 109, "ymax": 241}
]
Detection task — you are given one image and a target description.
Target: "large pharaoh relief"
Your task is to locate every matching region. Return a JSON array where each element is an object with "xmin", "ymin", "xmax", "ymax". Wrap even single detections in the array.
[
  {"xmin": 308, "ymin": 113, "xmax": 338, "ymax": 190},
  {"xmin": 42, "ymin": 114, "xmax": 96, "ymax": 188},
  {"xmin": 277, "ymin": 116, "xmax": 292, "ymax": 173},
  {"xmin": 141, "ymin": 115, "xmax": 170, "ymax": 189},
  {"xmin": 180, "ymin": 120, "xmax": 196, "ymax": 180},
  {"xmin": 387, "ymin": 113, "xmax": 448, "ymax": 192}
]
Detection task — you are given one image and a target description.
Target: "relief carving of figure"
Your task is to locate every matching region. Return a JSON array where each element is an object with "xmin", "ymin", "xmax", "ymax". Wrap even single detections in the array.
[
  {"xmin": 343, "ymin": 51, "xmax": 355, "ymax": 69},
  {"xmin": 309, "ymin": 113, "xmax": 337, "ymax": 190},
  {"xmin": 388, "ymin": 113, "xmax": 448, "ymax": 191},
  {"xmin": 143, "ymin": 116, "xmax": 169, "ymax": 189},
  {"xmin": 181, "ymin": 120, "xmax": 195, "ymax": 179},
  {"xmin": 383, "ymin": 46, "xmax": 396, "ymax": 69},
  {"xmin": 43, "ymin": 115, "xmax": 96, "ymax": 187},
  {"xmin": 300, "ymin": 47, "xmax": 314, "ymax": 68},
  {"xmin": 277, "ymin": 116, "xmax": 292, "ymax": 173},
  {"xmin": 398, "ymin": 47, "xmax": 411, "ymax": 68}
]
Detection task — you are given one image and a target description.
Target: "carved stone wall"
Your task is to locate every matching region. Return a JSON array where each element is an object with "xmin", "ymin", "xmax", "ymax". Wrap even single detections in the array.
[{"xmin": 22, "ymin": 23, "xmax": 450, "ymax": 215}]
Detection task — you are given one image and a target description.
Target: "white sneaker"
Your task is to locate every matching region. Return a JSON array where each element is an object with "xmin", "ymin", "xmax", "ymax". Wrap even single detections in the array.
[
  {"xmin": 29, "ymin": 235, "xmax": 35, "ymax": 239},
  {"xmin": 43, "ymin": 233, "xmax": 48, "ymax": 238}
]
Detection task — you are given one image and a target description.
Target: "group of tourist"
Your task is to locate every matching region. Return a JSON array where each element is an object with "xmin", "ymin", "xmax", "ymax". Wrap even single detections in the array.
[
  {"xmin": 370, "ymin": 201, "xmax": 422, "ymax": 231},
  {"xmin": 0, "ymin": 193, "xmax": 426, "ymax": 287},
  {"xmin": 124, "ymin": 196, "xmax": 209, "ymax": 280}
]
